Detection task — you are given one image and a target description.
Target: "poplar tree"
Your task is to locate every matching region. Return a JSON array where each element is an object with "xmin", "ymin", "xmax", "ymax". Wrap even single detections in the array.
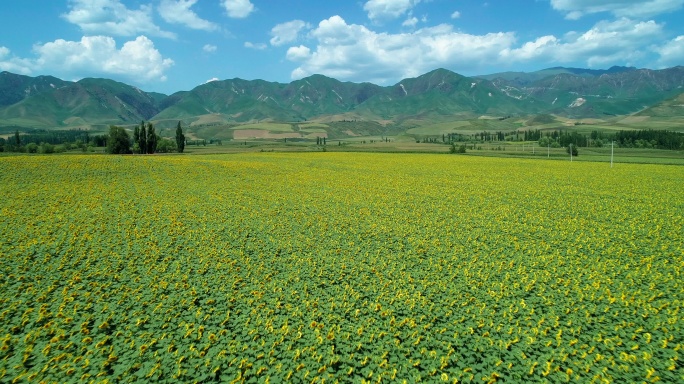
[
  {"xmin": 175, "ymin": 121, "xmax": 185, "ymax": 153},
  {"xmin": 146, "ymin": 122, "xmax": 157, "ymax": 154},
  {"xmin": 133, "ymin": 125, "xmax": 140, "ymax": 153},
  {"xmin": 139, "ymin": 122, "xmax": 147, "ymax": 154}
]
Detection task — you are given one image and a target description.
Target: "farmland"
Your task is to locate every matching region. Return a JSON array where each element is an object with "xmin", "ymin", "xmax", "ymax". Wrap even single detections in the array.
[{"xmin": 0, "ymin": 153, "xmax": 682, "ymax": 382}]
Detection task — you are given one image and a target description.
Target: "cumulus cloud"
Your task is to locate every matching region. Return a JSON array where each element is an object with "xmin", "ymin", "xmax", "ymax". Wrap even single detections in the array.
[
  {"xmin": 656, "ymin": 35, "xmax": 684, "ymax": 67},
  {"xmin": 283, "ymin": 15, "xmax": 674, "ymax": 84},
  {"xmin": 549, "ymin": 0, "xmax": 684, "ymax": 19},
  {"xmin": 286, "ymin": 45, "xmax": 312, "ymax": 61},
  {"xmin": 244, "ymin": 42, "xmax": 267, "ymax": 50},
  {"xmin": 270, "ymin": 20, "xmax": 311, "ymax": 46},
  {"xmin": 286, "ymin": 16, "xmax": 515, "ymax": 83},
  {"xmin": 221, "ymin": 0, "xmax": 255, "ymax": 18},
  {"xmin": 0, "ymin": 47, "xmax": 34, "ymax": 75},
  {"xmin": 63, "ymin": 0, "xmax": 175, "ymax": 38},
  {"xmin": 501, "ymin": 18, "xmax": 663, "ymax": 67},
  {"xmin": 203, "ymin": 44, "xmax": 217, "ymax": 53},
  {"xmin": 205, "ymin": 77, "xmax": 220, "ymax": 83},
  {"xmin": 158, "ymin": 0, "xmax": 218, "ymax": 31},
  {"xmin": 364, "ymin": 0, "xmax": 420, "ymax": 22},
  {"xmin": 0, "ymin": 36, "xmax": 173, "ymax": 83},
  {"xmin": 451, "ymin": 11, "xmax": 461, "ymax": 19},
  {"xmin": 35, "ymin": 36, "xmax": 174, "ymax": 82}
]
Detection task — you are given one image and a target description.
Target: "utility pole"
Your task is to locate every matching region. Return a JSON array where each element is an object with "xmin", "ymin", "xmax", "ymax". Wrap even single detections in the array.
[
  {"xmin": 570, "ymin": 143, "xmax": 573, "ymax": 162},
  {"xmin": 611, "ymin": 141, "xmax": 614, "ymax": 168}
]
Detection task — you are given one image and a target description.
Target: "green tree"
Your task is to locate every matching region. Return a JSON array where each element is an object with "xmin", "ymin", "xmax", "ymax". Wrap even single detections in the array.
[
  {"xmin": 133, "ymin": 125, "xmax": 140, "ymax": 153},
  {"xmin": 146, "ymin": 122, "xmax": 158, "ymax": 154},
  {"xmin": 156, "ymin": 138, "xmax": 177, "ymax": 153},
  {"xmin": 175, "ymin": 121, "xmax": 185, "ymax": 153},
  {"xmin": 139, "ymin": 121, "xmax": 147, "ymax": 154},
  {"xmin": 14, "ymin": 130, "xmax": 21, "ymax": 146},
  {"xmin": 26, "ymin": 142, "xmax": 38, "ymax": 153},
  {"xmin": 566, "ymin": 144, "xmax": 578, "ymax": 157},
  {"xmin": 39, "ymin": 142, "xmax": 55, "ymax": 154},
  {"xmin": 106, "ymin": 126, "xmax": 131, "ymax": 154}
]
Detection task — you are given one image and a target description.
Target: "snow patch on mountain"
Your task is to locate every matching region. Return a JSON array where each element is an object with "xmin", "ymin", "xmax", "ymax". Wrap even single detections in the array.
[{"xmin": 569, "ymin": 98, "xmax": 586, "ymax": 108}]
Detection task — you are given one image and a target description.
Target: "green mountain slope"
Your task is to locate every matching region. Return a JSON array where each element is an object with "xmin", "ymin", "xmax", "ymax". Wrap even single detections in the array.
[
  {"xmin": 478, "ymin": 66, "xmax": 637, "ymax": 85},
  {"xmin": 155, "ymin": 75, "xmax": 385, "ymax": 122},
  {"xmin": 637, "ymin": 92, "xmax": 684, "ymax": 117},
  {"xmin": 356, "ymin": 69, "xmax": 538, "ymax": 120},
  {"xmin": 2, "ymin": 66, "xmax": 684, "ymax": 131},
  {"xmin": 0, "ymin": 78, "xmax": 164, "ymax": 128},
  {"xmin": 0, "ymin": 71, "xmax": 70, "ymax": 107},
  {"xmin": 488, "ymin": 66, "xmax": 684, "ymax": 117}
]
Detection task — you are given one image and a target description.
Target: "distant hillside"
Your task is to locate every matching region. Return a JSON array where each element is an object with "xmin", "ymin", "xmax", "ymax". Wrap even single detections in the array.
[
  {"xmin": 477, "ymin": 66, "xmax": 637, "ymax": 85},
  {"xmin": 0, "ymin": 77, "xmax": 165, "ymax": 128},
  {"xmin": 155, "ymin": 75, "xmax": 385, "ymax": 122},
  {"xmin": 1, "ymin": 66, "xmax": 684, "ymax": 131},
  {"xmin": 354, "ymin": 68, "xmax": 537, "ymax": 120},
  {"xmin": 637, "ymin": 92, "xmax": 684, "ymax": 117},
  {"xmin": 0, "ymin": 71, "xmax": 70, "ymax": 107},
  {"xmin": 487, "ymin": 66, "xmax": 684, "ymax": 118}
]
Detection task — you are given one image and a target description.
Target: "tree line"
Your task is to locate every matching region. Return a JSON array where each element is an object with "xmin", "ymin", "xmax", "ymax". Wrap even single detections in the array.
[
  {"xmin": 0, "ymin": 129, "xmax": 105, "ymax": 153},
  {"xmin": 418, "ymin": 129, "xmax": 684, "ymax": 151},
  {"xmin": 107, "ymin": 121, "xmax": 185, "ymax": 154}
]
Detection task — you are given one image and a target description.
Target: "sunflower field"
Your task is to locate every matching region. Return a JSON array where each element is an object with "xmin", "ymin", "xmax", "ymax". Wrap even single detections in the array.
[{"xmin": 0, "ymin": 153, "xmax": 682, "ymax": 383}]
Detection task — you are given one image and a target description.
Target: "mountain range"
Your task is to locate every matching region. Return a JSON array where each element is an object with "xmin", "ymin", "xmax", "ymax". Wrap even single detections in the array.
[{"xmin": 1, "ymin": 65, "xmax": 683, "ymax": 132}]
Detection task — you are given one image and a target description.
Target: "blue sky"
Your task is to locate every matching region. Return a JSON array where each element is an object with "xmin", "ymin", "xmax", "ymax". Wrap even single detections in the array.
[{"xmin": 1, "ymin": 0, "xmax": 684, "ymax": 94}]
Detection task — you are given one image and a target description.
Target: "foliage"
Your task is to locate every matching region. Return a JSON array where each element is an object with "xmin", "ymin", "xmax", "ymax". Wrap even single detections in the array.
[
  {"xmin": 175, "ymin": 121, "xmax": 185, "ymax": 153},
  {"xmin": 0, "ymin": 153, "xmax": 682, "ymax": 383},
  {"xmin": 138, "ymin": 121, "xmax": 147, "ymax": 154},
  {"xmin": 566, "ymin": 144, "xmax": 579, "ymax": 156},
  {"xmin": 26, "ymin": 142, "xmax": 38, "ymax": 153},
  {"xmin": 146, "ymin": 123, "xmax": 158, "ymax": 154},
  {"xmin": 39, "ymin": 142, "xmax": 55, "ymax": 154},
  {"xmin": 133, "ymin": 125, "xmax": 140, "ymax": 153},
  {"xmin": 106, "ymin": 126, "xmax": 131, "ymax": 154},
  {"xmin": 450, "ymin": 143, "xmax": 467, "ymax": 153},
  {"xmin": 0, "ymin": 129, "xmax": 104, "ymax": 154},
  {"xmin": 156, "ymin": 138, "xmax": 176, "ymax": 153},
  {"xmin": 614, "ymin": 129, "xmax": 684, "ymax": 150}
]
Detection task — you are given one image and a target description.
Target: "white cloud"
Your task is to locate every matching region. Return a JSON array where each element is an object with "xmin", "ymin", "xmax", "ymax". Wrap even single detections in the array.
[
  {"xmin": 1, "ymin": 35, "xmax": 173, "ymax": 83},
  {"xmin": 205, "ymin": 77, "xmax": 220, "ymax": 83},
  {"xmin": 158, "ymin": 0, "xmax": 218, "ymax": 31},
  {"xmin": 283, "ymin": 15, "xmax": 673, "ymax": 84},
  {"xmin": 203, "ymin": 44, "xmax": 217, "ymax": 53},
  {"xmin": 270, "ymin": 20, "xmax": 311, "ymax": 46},
  {"xmin": 0, "ymin": 47, "xmax": 34, "ymax": 74},
  {"xmin": 286, "ymin": 16, "xmax": 515, "ymax": 83},
  {"xmin": 451, "ymin": 11, "xmax": 461, "ymax": 19},
  {"xmin": 221, "ymin": 0, "xmax": 255, "ymax": 18},
  {"xmin": 286, "ymin": 45, "xmax": 312, "ymax": 61},
  {"xmin": 656, "ymin": 35, "xmax": 684, "ymax": 67},
  {"xmin": 364, "ymin": 0, "xmax": 420, "ymax": 22},
  {"xmin": 402, "ymin": 16, "xmax": 418, "ymax": 28},
  {"xmin": 63, "ymin": 0, "xmax": 175, "ymax": 38},
  {"xmin": 501, "ymin": 18, "xmax": 663, "ymax": 67},
  {"xmin": 549, "ymin": 0, "xmax": 684, "ymax": 19},
  {"xmin": 244, "ymin": 42, "xmax": 267, "ymax": 50}
]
